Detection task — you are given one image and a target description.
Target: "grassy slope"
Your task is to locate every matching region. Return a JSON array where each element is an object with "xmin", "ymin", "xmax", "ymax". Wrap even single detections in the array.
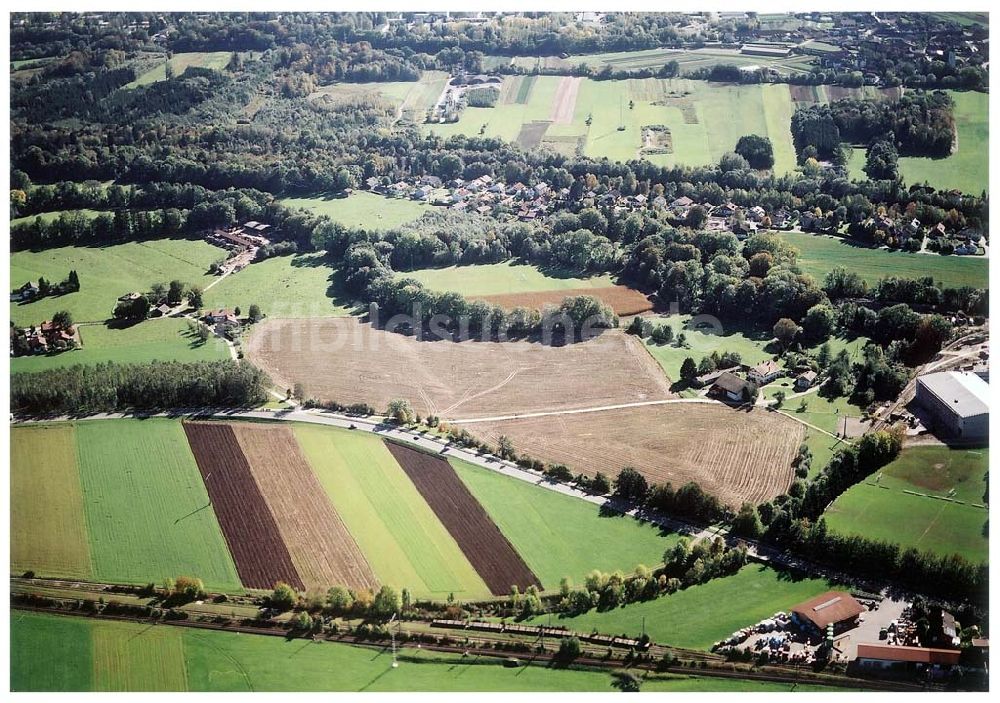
[
  {"xmin": 281, "ymin": 191, "xmax": 431, "ymax": 230},
  {"xmin": 452, "ymin": 458, "xmax": 678, "ymax": 591},
  {"xmin": 778, "ymin": 393, "xmax": 866, "ymax": 435},
  {"xmin": 11, "ymin": 424, "xmax": 93, "ymax": 580},
  {"xmin": 778, "ymin": 231, "xmax": 988, "ymax": 289},
  {"xmin": 10, "ymin": 318, "xmax": 229, "ymax": 373},
  {"xmin": 75, "ymin": 419, "xmax": 242, "ymax": 592},
  {"xmin": 11, "ymin": 612, "xmax": 94, "ymax": 692},
  {"xmin": 824, "ymin": 446, "xmax": 988, "ymax": 563},
  {"xmin": 11, "ymin": 208, "xmax": 108, "ymax": 226},
  {"xmin": 294, "ymin": 424, "xmax": 491, "ymax": 601},
  {"xmin": 847, "ymin": 90, "xmax": 988, "ymax": 194},
  {"xmin": 126, "ymin": 51, "xmax": 232, "ymax": 88},
  {"xmin": 527, "ymin": 564, "xmax": 835, "ymax": 650},
  {"xmin": 202, "ymin": 252, "xmax": 357, "ymax": 318},
  {"xmin": 639, "ymin": 314, "xmax": 774, "ymax": 382},
  {"xmin": 92, "ymin": 619, "xmax": 188, "ymax": 692},
  {"xmin": 403, "ymin": 261, "xmax": 615, "ymax": 297},
  {"xmin": 10, "ymin": 238, "xmax": 221, "ymax": 325}
]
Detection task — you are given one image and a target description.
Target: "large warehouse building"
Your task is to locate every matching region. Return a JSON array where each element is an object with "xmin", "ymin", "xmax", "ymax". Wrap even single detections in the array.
[{"xmin": 915, "ymin": 371, "xmax": 990, "ymax": 441}]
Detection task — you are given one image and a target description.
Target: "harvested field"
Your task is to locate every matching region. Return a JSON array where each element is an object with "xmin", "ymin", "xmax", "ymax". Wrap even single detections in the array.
[
  {"xmin": 515, "ymin": 120, "xmax": 551, "ymax": 149},
  {"xmin": 386, "ymin": 441, "xmax": 541, "ymax": 595},
  {"xmin": 475, "ymin": 284, "xmax": 653, "ymax": 316},
  {"xmin": 231, "ymin": 423, "xmax": 378, "ymax": 593},
  {"xmin": 247, "ymin": 319, "xmax": 673, "ymax": 418},
  {"xmin": 468, "ymin": 403, "xmax": 803, "ymax": 507},
  {"xmin": 550, "ymin": 76, "xmax": 581, "ymax": 124},
  {"xmin": 182, "ymin": 422, "xmax": 303, "ymax": 591}
]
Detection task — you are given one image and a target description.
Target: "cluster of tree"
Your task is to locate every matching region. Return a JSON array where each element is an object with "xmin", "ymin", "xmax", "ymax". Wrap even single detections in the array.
[
  {"xmin": 270, "ymin": 581, "xmax": 406, "ymax": 622},
  {"xmin": 276, "ymin": 41, "xmax": 421, "ymax": 83},
  {"xmin": 17, "ymin": 271, "xmax": 80, "ymax": 300},
  {"xmin": 613, "ymin": 467, "xmax": 728, "ymax": 523},
  {"xmin": 12, "ymin": 65, "xmax": 137, "ymax": 123},
  {"xmin": 733, "ymin": 135, "xmax": 775, "ymax": 171},
  {"xmin": 465, "ymin": 86, "xmax": 500, "ymax": 108},
  {"xmin": 10, "ymin": 360, "xmax": 268, "ymax": 415},
  {"xmin": 828, "ymin": 92, "xmax": 956, "ymax": 158}
]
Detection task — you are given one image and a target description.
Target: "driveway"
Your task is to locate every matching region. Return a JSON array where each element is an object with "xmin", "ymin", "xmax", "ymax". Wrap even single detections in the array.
[{"xmin": 833, "ymin": 597, "xmax": 909, "ymax": 661}]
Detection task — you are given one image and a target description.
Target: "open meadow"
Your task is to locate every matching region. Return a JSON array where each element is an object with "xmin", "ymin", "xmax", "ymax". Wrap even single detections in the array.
[
  {"xmin": 824, "ymin": 446, "xmax": 989, "ymax": 563},
  {"xmin": 310, "ymin": 70, "xmax": 449, "ymax": 123},
  {"xmin": 281, "ymin": 191, "xmax": 432, "ymax": 230},
  {"xmin": 125, "ymin": 51, "xmax": 234, "ymax": 88},
  {"xmin": 779, "ymin": 231, "xmax": 988, "ymax": 289},
  {"xmin": 526, "ymin": 563, "xmax": 836, "ymax": 650},
  {"xmin": 247, "ymin": 318, "xmax": 673, "ymax": 419},
  {"xmin": 11, "ymin": 611, "xmax": 847, "ymax": 692}
]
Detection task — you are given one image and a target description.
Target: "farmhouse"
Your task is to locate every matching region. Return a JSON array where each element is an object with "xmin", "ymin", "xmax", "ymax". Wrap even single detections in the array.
[
  {"xmin": 795, "ymin": 370, "xmax": 817, "ymax": 390},
  {"xmin": 203, "ymin": 309, "xmax": 240, "ymax": 329},
  {"xmin": 10, "ymin": 281, "xmax": 38, "ymax": 301},
  {"xmin": 790, "ymin": 591, "xmax": 864, "ymax": 636},
  {"xmin": 914, "ymin": 371, "xmax": 989, "ymax": 441},
  {"xmin": 748, "ymin": 359, "xmax": 782, "ymax": 386},
  {"xmin": 709, "ymin": 371, "xmax": 751, "ymax": 402},
  {"xmin": 854, "ymin": 644, "xmax": 960, "ymax": 678}
]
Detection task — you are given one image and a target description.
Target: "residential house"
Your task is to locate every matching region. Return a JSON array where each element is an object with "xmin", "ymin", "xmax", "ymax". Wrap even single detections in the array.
[
  {"xmin": 203, "ymin": 309, "xmax": 240, "ymax": 329},
  {"xmin": 413, "ymin": 185, "xmax": 433, "ymax": 201},
  {"xmin": 748, "ymin": 359, "xmax": 782, "ymax": 386},
  {"xmin": 419, "ymin": 175, "xmax": 442, "ymax": 187},
  {"xmin": 713, "ymin": 202, "xmax": 738, "ymax": 218},
  {"xmin": 652, "ymin": 195, "xmax": 668, "ymax": 209},
  {"xmin": 748, "ymin": 205, "xmax": 767, "ymax": 222},
  {"xmin": 795, "ymin": 370, "xmax": 818, "ymax": 391},
  {"xmin": 709, "ymin": 372, "xmax": 752, "ymax": 402},
  {"xmin": 10, "ymin": 281, "xmax": 39, "ymax": 302},
  {"xmin": 955, "ymin": 242, "xmax": 979, "ymax": 255},
  {"xmin": 150, "ymin": 303, "xmax": 173, "ymax": 318},
  {"xmin": 364, "ymin": 176, "xmax": 382, "ymax": 191},
  {"xmin": 694, "ymin": 368, "xmax": 727, "ymax": 388},
  {"xmin": 772, "ymin": 209, "xmax": 791, "ymax": 229}
]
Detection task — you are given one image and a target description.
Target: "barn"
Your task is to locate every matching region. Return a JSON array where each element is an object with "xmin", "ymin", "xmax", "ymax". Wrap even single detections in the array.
[
  {"xmin": 790, "ymin": 591, "xmax": 864, "ymax": 636},
  {"xmin": 914, "ymin": 371, "xmax": 990, "ymax": 442}
]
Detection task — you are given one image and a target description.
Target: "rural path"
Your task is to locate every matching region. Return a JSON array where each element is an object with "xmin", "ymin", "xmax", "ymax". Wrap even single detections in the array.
[{"xmin": 447, "ymin": 397, "xmax": 718, "ymax": 424}]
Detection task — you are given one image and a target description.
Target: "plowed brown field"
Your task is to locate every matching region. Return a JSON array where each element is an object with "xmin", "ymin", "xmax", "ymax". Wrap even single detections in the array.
[
  {"xmin": 182, "ymin": 422, "xmax": 303, "ymax": 591},
  {"xmin": 475, "ymin": 285, "xmax": 653, "ymax": 316},
  {"xmin": 231, "ymin": 423, "xmax": 379, "ymax": 593},
  {"xmin": 386, "ymin": 441, "xmax": 541, "ymax": 595},
  {"xmin": 468, "ymin": 403, "xmax": 803, "ymax": 507},
  {"xmin": 247, "ymin": 319, "xmax": 672, "ymax": 418}
]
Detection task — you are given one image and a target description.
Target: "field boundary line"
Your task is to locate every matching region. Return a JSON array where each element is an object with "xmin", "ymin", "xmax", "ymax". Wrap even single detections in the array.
[{"xmin": 447, "ymin": 397, "xmax": 717, "ymax": 424}]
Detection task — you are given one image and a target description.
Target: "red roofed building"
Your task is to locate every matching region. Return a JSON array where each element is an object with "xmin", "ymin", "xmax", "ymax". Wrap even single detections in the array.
[
  {"xmin": 790, "ymin": 591, "xmax": 864, "ymax": 635},
  {"xmin": 855, "ymin": 644, "xmax": 960, "ymax": 679}
]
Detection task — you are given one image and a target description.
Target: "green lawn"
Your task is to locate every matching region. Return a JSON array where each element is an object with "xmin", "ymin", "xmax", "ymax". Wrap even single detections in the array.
[
  {"xmin": 11, "ymin": 208, "xmax": 108, "ymax": 226},
  {"xmin": 10, "ymin": 318, "xmax": 229, "ymax": 374},
  {"xmin": 778, "ymin": 231, "xmax": 988, "ymax": 289},
  {"xmin": 11, "ymin": 612, "xmax": 94, "ymax": 692},
  {"xmin": 404, "ymin": 261, "xmax": 615, "ymax": 297},
  {"xmin": 527, "ymin": 564, "xmax": 836, "ymax": 650},
  {"xmin": 294, "ymin": 424, "xmax": 491, "ymax": 601},
  {"xmin": 202, "ymin": 252, "xmax": 357, "ymax": 318},
  {"xmin": 426, "ymin": 77, "xmax": 798, "ymax": 173},
  {"xmin": 824, "ymin": 446, "xmax": 988, "ymax": 563},
  {"xmin": 125, "ymin": 51, "xmax": 233, "ymax": 88},
  {"xmin": 452, "ymin": 458, "xmax": 678, "ymax": 591},
  {"xmin": 281, "ymin": 191, "xmax": 432, "ymax": 230},
  {"xmin": 847, "ymin": 90, "xmax": 988, "ymax": 194},
  {"xmin": 75, "ymin": 419, "xmax": 243, "ymax": 592},
  {"xmin": 639, "ymin": 314, "xmax": 774, "ymax": 383},
  {"xmin": 10, "ymin": 239, "xmax": 221, "ymax": 326},
  {"xmin": 11, "ymin": 424, "xmax": 93, "ymax": 580},
  {"xmin": 778, "ymin": 392, "xmax": 866, "ymax": 435},
  {"xmin": 12, "ymin": 610, "xmax": 855, "ymax": 692}
]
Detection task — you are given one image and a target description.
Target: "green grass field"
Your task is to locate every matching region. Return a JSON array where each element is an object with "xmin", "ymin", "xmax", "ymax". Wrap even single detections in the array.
[
  {"xmin": 452, "ymin": 458, "xmax": 678, "ymax": 591},
  {"xmin": 11, "ymin": 208, "xmax": 109, "ymax": 226},
  {"xmin": 404, "ymin": 261, "xmax": 615, "ymax": 297},
  {"xmin": 824, "ymin": 446, "xmax": 988, "ymax": 563},
  {"xmin": 310, "ymin": 70, "xmax": 449, "ymax": 123},
  {"xmin": 426, "ymin": 77, "xmax": 798, "ymax": 173},
  {"xmin": 202, "ymin": 252, "xmax": 357, "ymax": 318},
  {"xmin": 10, "ymin": 238, "xmax": 221, "ymax": 326},
  {"xmin": 12, "ymin": 611, "xmax": 854, "ymax": 691},
  {"xmin": 778, "ymin": 392, "xmax": 867, "ymax": 435},
  {"xmin": 779, "ymin": 231, "xmax": 988, "ymax": 289},
  {"xmin": 125, "ymin": 51, "xmax": 233, "ymax": 88},
  {"xmin": 294, "ymin": 424, "xmax": 491, "ymax": 601},
  {"xmin": 92, "ymin": 620, "xmax": 187, "ymax": 692},
  {"xmin": 75, "ymin": 419, "xmax": 242, "ymax": 592},
  {"xmin": 281, "ymin": 192, "xmax": 432, "ymax": 230},
  {"xmin": 10, "ymin": 318, "xmax": 229, "ymax": 374},
  {"xmin": 527, "ymin": 564, "xmax": 836, "ymax": 650},
  {"xmin": 847, "ymin": 90, "xmax": 988, "ymax": 194},
  {"xmin": 11, "ymin": 424, "xmax": 93, "ymax": 580}
]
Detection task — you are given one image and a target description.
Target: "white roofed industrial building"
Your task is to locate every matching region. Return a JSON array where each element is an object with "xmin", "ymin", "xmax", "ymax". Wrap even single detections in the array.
[{"xmin": 915, "ymin": 371, "xmax": 989, "ymax": 441}]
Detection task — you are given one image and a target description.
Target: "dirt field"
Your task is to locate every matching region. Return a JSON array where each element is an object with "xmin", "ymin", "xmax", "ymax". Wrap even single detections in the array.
[
  {"xmin": 468, "ymin": 404, "xmax": 803, "ymax": 507},
  {"xmin": 231, "ymin": 423, "xmax": 378, "ymax": 593},
  {"xmin": 475, "ymin": 285, "xmax": 653, "ymax": 316},
  {"xmin": 182, "ymin": 422, "xmax": 304, "ymax": 591},
  {"xmin": 247, "ymin": 319, "xmax": 673, "ymax": 418},
  {"xmin": 515, "ymin": 120, "xmax": 551, "ymax": 149},
  {"xmin": 550, "ymin": 76, "xmax": 582, "ymax": 124},
  {"xmin": 386, "ymin": 441, "xmax": 541, "ymax": 595}
]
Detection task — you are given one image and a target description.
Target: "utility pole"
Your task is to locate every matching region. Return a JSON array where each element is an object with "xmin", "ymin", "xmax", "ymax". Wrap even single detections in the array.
[{"xmin": 389, "ymin": 613, "xmax": 399, "ymax": 668}]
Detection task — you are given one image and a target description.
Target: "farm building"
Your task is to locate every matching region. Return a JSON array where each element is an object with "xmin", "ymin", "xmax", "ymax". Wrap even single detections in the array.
[
  {"xmin": 709, "ymin": 371, "xmax": 752, "ymax": 402},
  {"xmin": 795, "ymin": 370, "xmax": 817, "ymax": 390},
  {"xmin": 914, "ymin": 371, "xmax": 989, "ymax": 441},
  {"xmin": 748, "ymin": 359, "xmax": 782, "ymax": 386},
  {"xmin": 854, "ymin": 644, "xmax": 960, "ymax": 678},
  {"xmin": 790, "ymin": 591, "xmax": 864, "ymax": 636},
  {"xmin": 741, "ymin": 44, "xmax": 792, "ymax": 57},
  {"xmin": 10, "ymin": 281, "xmax": 38, "ymax": 301}
]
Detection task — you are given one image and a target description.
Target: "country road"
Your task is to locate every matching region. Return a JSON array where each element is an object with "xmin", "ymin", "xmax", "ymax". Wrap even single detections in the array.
[{"xmin": 448, "ymin": 397, "xmax": 718, "ymax": 424}]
